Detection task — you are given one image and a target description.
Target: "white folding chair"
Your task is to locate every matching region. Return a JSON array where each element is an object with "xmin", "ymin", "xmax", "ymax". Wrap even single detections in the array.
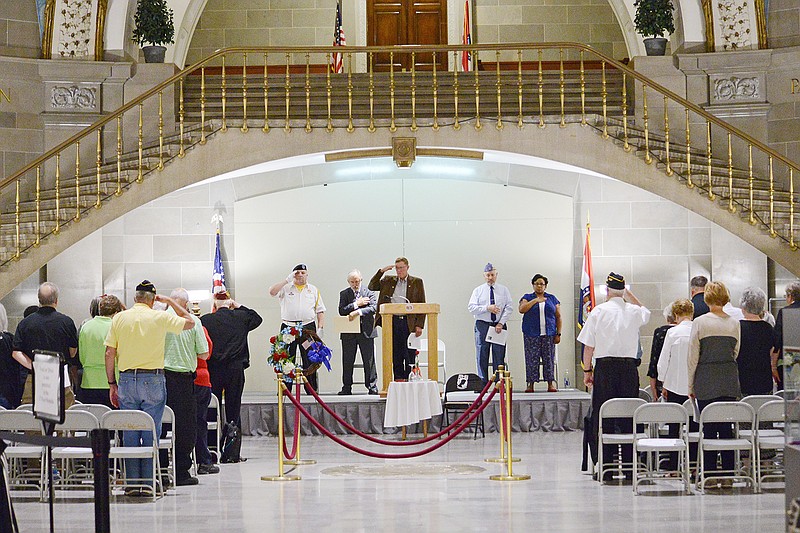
[
  {"xmin": 740, "ymin": 395, "xmax": 783, "ymax": 442},
  {"xmin": 15, "ymin": 404, "xmax": 32, "ymax": 411},
  {"xmin": 638, "ymin": 388, "xmax": 653, "ymax": 403},
  {"xmin": 632, "ymin": 403, "xmax": 691, "ymax": 494},
  {"xmin": 417, "ymin": 338, "xmax": 446, "ymax": 391},
  {"xmin": 755, "ymin": 400, "xmax": 785, "ymax": 491},
  {"xmin": 0, "ymin": 410, "xmax": 45, "ymax": 499},
  {"xmin": 51, "ymin": 410, "xmax": 100, "ymax": 491},
  {"xmin": 101, "ymin": 410, "xmax": 162, "ymax": 501},
  {"xmin": 159, "ymin": 405, "xmax": 176, "ymax": 487},
  {"xmin": 697, "ymin": 401, "xmax": 756, "ymax": 492},
  {"xmin": 597, "ymin": 398, "xmax": 647, "ymax": 481},
  {"xmin": 68, "ymin": 403, "xmax": 112, "ymax": 421},
  {"xmin": 207, "ymin": 394, "xmax": 222, "ymax": 463}
]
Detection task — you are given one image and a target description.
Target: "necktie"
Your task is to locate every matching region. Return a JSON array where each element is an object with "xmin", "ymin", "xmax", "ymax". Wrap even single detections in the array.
[{"xmin": 490, "ymin": 286, "xmax": 496, "ymax": 323}]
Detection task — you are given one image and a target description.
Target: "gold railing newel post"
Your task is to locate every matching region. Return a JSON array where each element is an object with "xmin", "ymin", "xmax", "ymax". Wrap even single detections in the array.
[
  {"xmin": 261, "ymin": 373, "xmax": 300, "ymax": 482},
  {"xmin": 284, "ymin": 373, "xmax": 316, "ymax": 466},
  {"xmin": 490, "ymin": 369, "xmax": 530, "ymax": 481},
  {"xmin": 242, "ymin": 52, "xmax": 250, "ymax": 133}
]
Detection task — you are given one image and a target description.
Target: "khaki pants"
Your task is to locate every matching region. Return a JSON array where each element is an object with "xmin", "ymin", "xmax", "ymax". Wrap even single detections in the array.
[{"xmin": 21, "ymin": 374, "xmax": 75, "ymax": 409}]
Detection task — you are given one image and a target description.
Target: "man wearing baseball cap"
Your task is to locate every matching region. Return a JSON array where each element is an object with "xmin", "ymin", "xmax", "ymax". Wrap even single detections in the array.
[
  {"xmin": 468, "ymin": 262, "xmax": 513, "ymax": 383},
  {"xmin": 577, "ymin": 272, "xmax": 650, "ymax": 481}
]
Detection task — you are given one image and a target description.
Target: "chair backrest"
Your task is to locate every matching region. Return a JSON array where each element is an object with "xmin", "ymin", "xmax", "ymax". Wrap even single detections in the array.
[
  {"xmin": 209, "ymin": 393, "xmax": 220, "ymax": 411},
  {"xmin": 0, "ymin": 410, "xmax": 43, "ymax": 433},
  {"xmin": 100, "ymin": 410, "xmax": 157, "ymax": 435},
  {"xmin": 756, "ymin": 400, "xmax": 784, "ymax": 425},
  {"xmin": 54, "ymin": 410, "xmax": 99, "ymax": 432},
  {"xmin": 69, "ymin": 403, "xmax": 112, "ymax": 421},
  {"xmin": 638, "ymin": 388, "xmax": 653, "ymax": 402},
  {"xmin": 634, "ymin": 402, "xmax": 688, "ymax": 426},
  {"xmin": 741, "ymin": 394, "xmax": 782, "ymax": 412},
  {"xmin": 161, "ymin": 405, "xmax": 174, "ymax": 427},
  {"xmin": 598, "ymin": 398, "xmax": 646, "ymax": 419},
  {"xmin": 444, "ymin": 373, "xmax": 483, "ymax": 395},
  {"xmin": 698, "ymin": 401, "xmax": 754, "ymax": 426},
  {"xmin": 774, "ymin": 390, "xmax": 786, "ymax": 399},
  {"xmin": 681, "ymin": 399, "xmax": 698, "ymax": 422},
  {"xmin": 15, "ymin": 404, "xmax": 32, "ymax": 411}
]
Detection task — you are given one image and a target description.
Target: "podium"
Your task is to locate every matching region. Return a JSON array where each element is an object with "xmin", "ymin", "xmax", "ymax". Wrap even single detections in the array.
[{"xmin": 378, "ymin": 303, "xmax": 441, "ymax": 395}]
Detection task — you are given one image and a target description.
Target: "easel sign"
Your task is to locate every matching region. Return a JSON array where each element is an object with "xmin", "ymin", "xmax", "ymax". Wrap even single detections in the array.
[{"xmin": 32, "ymin": 350, "xmax": 65, "ymax": 425}]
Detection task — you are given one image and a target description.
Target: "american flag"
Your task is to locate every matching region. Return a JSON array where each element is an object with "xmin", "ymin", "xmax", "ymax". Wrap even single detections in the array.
[
  {"xmin": 461, "ymin": 1, "xmax": 472, "ymax": 72},
  {"xmin": 212, "ymin": 229, "xmax": 226, "ymax": 295},
  {"xmin": 331, "ymin": 1, "xmax": 346, "ymax": 74}
]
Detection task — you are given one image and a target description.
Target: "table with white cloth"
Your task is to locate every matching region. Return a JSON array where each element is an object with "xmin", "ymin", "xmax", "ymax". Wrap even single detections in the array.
[{"xmin": 383, "ymin": 380, "xmax": 442, "ymax": 439}]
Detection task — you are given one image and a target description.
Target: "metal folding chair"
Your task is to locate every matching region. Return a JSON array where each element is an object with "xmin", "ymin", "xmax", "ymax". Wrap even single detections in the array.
[
  {"xmin": 597, "ymin": 398, "xmax": 647, "ymax": 481},
  {"xmin": 754, "ymin": 400, "xmax": 785, "ymax": 491},
  {"xmin": 101, "ymin": 410, "xmax": 162, "ymax": 501},
  {"xmin": 632, "ymin": 402, "xmax": 691, "ymax": 494},
  {"xmin": 696, "ymin": 401, "xmax": 756, "ymax": 492}
]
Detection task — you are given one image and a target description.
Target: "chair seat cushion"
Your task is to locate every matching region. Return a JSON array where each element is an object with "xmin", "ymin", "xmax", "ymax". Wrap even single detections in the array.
[
  {"xmin": 603, "ymin": 432, "xmax": 647, "ymax": 444},
  {"xmin": 757, "ymin": 437, "xmax": 785, "ymax": 450},
  {"xmin": 109, "ymin": 446, "xmax": 156, "ymax": 459},
  {"xmin": 636, "ymin": 438, "xmax": 687, "ymax": 451},
  {"xmin": 701, "ymin": 438, "xmax": 751, "ymax": 450}
]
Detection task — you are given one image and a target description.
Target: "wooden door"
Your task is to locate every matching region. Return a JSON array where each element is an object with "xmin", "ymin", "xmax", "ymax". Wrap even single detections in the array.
[{"xmin": 368, "ymin": 0, "xmax": 447, "ymax": 72}]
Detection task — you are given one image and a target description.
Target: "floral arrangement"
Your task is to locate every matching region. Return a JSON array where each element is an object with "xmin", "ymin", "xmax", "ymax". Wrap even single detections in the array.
[{"xmin": 268, "ymin": 325, "xmax": 300, "ymax": 379}]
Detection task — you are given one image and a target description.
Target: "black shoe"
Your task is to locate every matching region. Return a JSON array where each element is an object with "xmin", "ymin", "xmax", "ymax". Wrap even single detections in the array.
[
  {"xmin": 160, "ymin": 475, "xmax": 172, "ymax": 489},
  {"xmin": 176, "ymin": 476, "xmax": 199, "ymax": 486},
  {"xmin": 197, "ymin": 463, "xmax": 220, "ymax": 475},
  {"xmin": 367, "ymin": 388, "xmax": 379, "ymax": 395},
  {"xmin": 338, "ymin": 389, "xmax": 352, "ymax": 396},
  {"xmin": 220, "ymin": 456, "xmax": 247, "ymax": 464}
]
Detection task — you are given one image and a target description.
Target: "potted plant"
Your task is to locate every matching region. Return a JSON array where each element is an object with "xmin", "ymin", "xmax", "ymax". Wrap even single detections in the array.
[
  {"xmin": 132, "ymin": 0, "xmax": 175, "ymax": 63},
  {"xmin": 633, "ymin": 0, "xmax": 676, "ymax": 56}
]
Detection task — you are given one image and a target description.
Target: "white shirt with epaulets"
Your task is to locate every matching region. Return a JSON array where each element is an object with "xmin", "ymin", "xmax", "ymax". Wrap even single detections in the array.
[{"xmin": 278, "ymin": 283, "xmax": 326, "ymax": 323}]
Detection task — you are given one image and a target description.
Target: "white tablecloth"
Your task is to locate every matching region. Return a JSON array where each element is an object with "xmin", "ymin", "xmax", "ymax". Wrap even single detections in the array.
[{"xmin": 383, "ymin": 380, "xmax": 443, "ymax": 428}]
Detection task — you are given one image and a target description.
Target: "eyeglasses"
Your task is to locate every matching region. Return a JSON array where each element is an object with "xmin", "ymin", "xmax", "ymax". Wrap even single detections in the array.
[{"xmin": 533, "ymin": 282, "xmax": 546, "ymax": 286}]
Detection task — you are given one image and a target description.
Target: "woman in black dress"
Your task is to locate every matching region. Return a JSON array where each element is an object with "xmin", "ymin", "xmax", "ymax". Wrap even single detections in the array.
[{"xmin": 737, "ymin": 287, "xmax": 774, "ymax": 396}]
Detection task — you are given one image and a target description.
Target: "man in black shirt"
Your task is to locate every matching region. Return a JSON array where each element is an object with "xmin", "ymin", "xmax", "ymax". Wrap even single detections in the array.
[{"xmin": 690, "ymin": 275, "xmax": 710, "ymax": 319}]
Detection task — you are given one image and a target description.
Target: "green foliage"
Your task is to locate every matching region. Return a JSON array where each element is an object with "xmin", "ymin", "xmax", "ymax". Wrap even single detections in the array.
[
  {"xmin": 633, "ymin": 0, "xmax": 676, "ymax": 39},
  {"xmin": 132, "ymin": 0, "xmax": 175, "ymax": 47}
]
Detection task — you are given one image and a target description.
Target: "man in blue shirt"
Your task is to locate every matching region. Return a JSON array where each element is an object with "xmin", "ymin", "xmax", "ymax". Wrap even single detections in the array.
[{"xmin": 468, "ymin": 263, "xmax": 513, "ymax": 383}]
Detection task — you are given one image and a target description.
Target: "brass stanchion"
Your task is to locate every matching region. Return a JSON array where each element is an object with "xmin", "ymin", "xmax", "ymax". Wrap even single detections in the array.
[
  {"xmin": 490, "ymin": 370, "xmax": 530, "ymax": 481},
  {"xmin": 261, "ymin": 373, "xmax": 300, "ymax": 482},
  {"xmin": 486, "ymin": 366, "xmax": 519, "ymax": 464},
  {"xmin": 284, "ymin": 372, "xmax": 316, "ymax": 466}
]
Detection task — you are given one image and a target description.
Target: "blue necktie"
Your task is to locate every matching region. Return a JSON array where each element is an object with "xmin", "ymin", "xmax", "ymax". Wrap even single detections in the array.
[{"xmin": 490, "ymin": 286, "xmax": 496, "ymax": 323}]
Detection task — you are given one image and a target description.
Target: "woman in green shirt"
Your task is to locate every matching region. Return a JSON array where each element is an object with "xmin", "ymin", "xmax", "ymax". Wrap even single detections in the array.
[{"xmin": 77, "ymin": 295, "xmax": 123, "ymax": 407}]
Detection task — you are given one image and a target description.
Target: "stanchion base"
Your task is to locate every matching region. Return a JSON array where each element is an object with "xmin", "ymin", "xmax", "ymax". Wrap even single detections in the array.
[
  {"xmin": 489, "ymin": 474, "xmax": 531, "ymax": 481},
  {"xmin": 485, "ymin": 457, "xmax": 521, "ymax": 463},
  {"xmin": 261, "ymin": 474, "xmax": 301, "ymax": 482},
  {"xmin": 285, "ymin": 459, "xmax": 316, "ymax": 465}
]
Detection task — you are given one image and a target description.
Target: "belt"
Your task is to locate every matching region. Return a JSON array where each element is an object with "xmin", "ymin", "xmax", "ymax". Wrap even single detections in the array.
[{"xmin": 120, "ymin": 368, "xmax": 164, "ymax": 375}]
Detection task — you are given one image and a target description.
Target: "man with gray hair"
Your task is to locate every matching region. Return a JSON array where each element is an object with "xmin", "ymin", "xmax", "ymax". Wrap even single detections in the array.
[
  {"xmin": 104, "ymin": 280, "xmax": 194, "ymax": 496},
  {"xmin": 162, "ymin": 288, "xmax": 210, "ymax": 486},
  {"xmin": 337, "ymin": 269, "xmax": 378, "ymax": 395},
  {"xmin": 773, "ymin": 281, "xmax": 800, "ymax": 391}
]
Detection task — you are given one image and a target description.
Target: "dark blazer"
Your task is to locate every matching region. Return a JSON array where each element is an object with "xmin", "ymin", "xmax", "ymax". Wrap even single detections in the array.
[
  {"xmin": 338, "ymin": 286, "xmax": 378, "ymax": 339},
  {"xmin": 368, "ymin": 269, "xmax": 426, "ymax": 331}
]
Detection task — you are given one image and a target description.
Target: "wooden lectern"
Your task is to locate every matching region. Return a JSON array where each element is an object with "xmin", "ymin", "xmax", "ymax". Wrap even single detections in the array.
[{"xmin": 379, "ymin": 303, "xmax": 441, "ymax": 396}]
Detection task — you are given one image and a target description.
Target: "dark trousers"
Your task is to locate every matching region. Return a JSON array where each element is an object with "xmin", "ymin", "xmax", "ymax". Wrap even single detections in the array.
[
  {"xmin": 664, "ymin": 390, "xmax": 698, "ymax": 470},
  {"xmin": 341, "ymin": 333, "xmax": 377, "ymax": 392},
  {"xmin": 698, "ymin": 397, "xmax": 736, "ymax": 474},
  {"xmin": 590, "ymin": 357, "xmax": 639, "ymax": 468},
  {"xmin": 209, "ymin": 365, "xmax": 245, "ymax": 432},
  {"xmin": 283, "ymin": 321, "xmax": 318, "ymax": 391},
  {"xmin": 475, "ymin": 321, "xmax": 507, "ymax": 383},
  {"xmin": 392, "ymin": 316, "xmax": 416, "ymax": 380},
  {"xmin": 194, "ymin": 385, "xmax": 212, "ymax": 466},
  {"xmin": 161, "ymin": 370, "xmax": 196, "ymax": 480},
  {"xmin": 76, "ymin": 386, "xmax": 115, "ymax": 409}
]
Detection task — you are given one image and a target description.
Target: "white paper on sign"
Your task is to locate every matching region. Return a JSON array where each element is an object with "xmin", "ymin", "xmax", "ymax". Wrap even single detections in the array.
[
  {"xmin": 485, "ymin": 328, "xmax": 509, "ymax": 346},
  {"xmin": 407, "ymin": 333, "xmax": 422, "ymax": 350}
]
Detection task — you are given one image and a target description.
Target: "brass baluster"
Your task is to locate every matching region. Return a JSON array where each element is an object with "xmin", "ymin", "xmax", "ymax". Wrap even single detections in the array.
[
  {"xmin": 221, "ymin": 56, "xmax": 227, "ymax": 132},
  {"xmin": 200, "ymin": 66, "xmax": 207, "ymax": 144},
  {"xmin": 13, "ymin": 178, "xmax": 20, "ymax": 260},
  {"xmin": 263, "ymin": 53, "xmax": 270, "ymax": 133},
  {"xmin": 284, "ymin": 53, "xmax": 291, "ymax": 132},
  {"xmin": 727, "ymin": 133, "xmax": 734, "ymax": 212},
  {"xmin": 580, "ymin": 50, "xmax": 586, "ymax": 126},
  {"xmin": 368, "ymin": 52, "xmax": 375, "ymax": 132},
  {"xmin": 411, "ymin": 52, "xmax": 418, "ymax": 131},
  {"xmin": 516, "ymin": 49, "xmax": 523, "ymax": 129},
  {"xmin": 326, "ymin": 53, "xmax": 333, "ymax": 132},
  {"xmin": 74, "ymin": 141, "xmax": 81, "ymax": 221},
  {"xmin": 137, "ymin": 104, "xmax": 143, "ymax": 183},
  {"xmin": 664, "ymin": 96, "xmax": 672, "ymax": 176},
  {"xmin": 432, "ymin": 52, "xmax": 440, "ymax": 131},
  {"xmin": 769, "ymin": 157, "xmax": 775, "ymax": 237},
  {"xmin": 242, "ymin": 52, "xmax": 249, "ymax": 133},
  {"xmin": 790, "ymin": 168, "xmax": 796, "ymax": 250},
  {"xmin": 34, "ymin": 166, "xmax": 41, "ymax": 247},
  {"xmin": 643, "ymin": 85, "xmax": 651, "ymax": 164},
  {"xmin": 748, "ymin": 145, "xmax": 755, "ymax": 224},
  {"xmin": 495, "ymin": 51, "xmax": 502, "ymax": 130},
  {"xmin": 116, "ymin": 117, "xmax": 122, "ymax": 196},
  {"xmin": 706, "ymin": 121, "xmax": 714, "ymax": 200},
  {"xmin": 346, "ymin": 53, "xmax": 354, "ymax": 132},
  {"xmin": 389, "ymin": 52, "xmax": 396, "ymax": 132},
  {"xmin": 54, "ymin": 152, "xmax": 61, "ymax": 235},
  {"xmin": 559, "ymin": 48, "xmax": 565, "ymax": 128},
  {"xmin": 158, "ymin": 91, "xmax": 164, "ymax": 170},
  {"xmin": 685, "ymin": 109, "xmax": 693, "ymax": 188},
  {"xmin": 304, "ymin": 52, "xmax": 312, "ymax": 132},
  {"xmin": 473, "ymin": 50, "xmax": 481, "ymax": 130},
  {"xmin": 622, "ymin": 72, "xmax": 629, "ymax": 150},
  {"xmin": 95, "ymin": 129, "xmax": 102, "ymax": 208},
  {"xmin": 453, "ymin": 51, "xmax": 460, "ymax": 131},
  {"xmin": 601, "ymin": 62, "xmax": 608, "ymax": 138},
  {"xmin": 537, "ymin": 49, "xmax": 544, "ymax": 128},
  {"xmin": 179, "ymin": 79, "xmax": 185, "ymax": 157}
]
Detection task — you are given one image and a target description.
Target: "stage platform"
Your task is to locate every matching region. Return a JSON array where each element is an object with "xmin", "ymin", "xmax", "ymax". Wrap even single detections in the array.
[{"xmin": 240, "ymin": 389, "xmax": 590, "ymax": 437}]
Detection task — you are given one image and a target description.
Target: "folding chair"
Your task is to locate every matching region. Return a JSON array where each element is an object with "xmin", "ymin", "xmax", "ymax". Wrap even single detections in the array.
[
  {"xmin": 207, "ymin": 394, "xmax": 222, "ymax": 463},
  {"xmin": 442, "ymin": 373, "xmax": 484, "ymax": 439},
  {"xmin": 159, "ymin": 405, "xmax": 176, "ymax": 487},
  {"xmin": 417, "ymin": 338, "xmax": 447, "ymax": 391},
  {"xmin": 740, "ymin": 395, "xmax": 783, "ymax": 442},
  {"xmin": 51, "ymin": 410, "xmax": 100, "ymax": 491},
  {"xmin": 101, "ymin": 411, "xmax": 162, "ymax": 501},
  {"xmin": 632, "ymin": 403, "xmax": 691, "ymax": 494},
  {"xmin": 638, "ymin": 388, "xmax": 653, "ymax": 403},
  {"xmin": 68, "ymin": 403, "xmax": 112, "ymax": 421},
  {"xmin": 696, "ymin": 401, "xmax": 756, "ymax": 492},
  {"xmin": 754, "ymin": 400, "xmax": 785, "ymax": 491},
  {"xmin": 0, "ymin": 410, "xmax": 45, "ymax": 499},
  {"xmin": 597, "ymin": 398, "xmax": 647, "ymax": 481}
]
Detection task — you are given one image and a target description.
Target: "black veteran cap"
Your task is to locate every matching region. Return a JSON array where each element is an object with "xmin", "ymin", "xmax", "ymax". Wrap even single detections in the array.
[
  {"xmin": 136, "ymin": 280, "xmax": 156, "ymax": 293},
  {"xmin": 293, "ymin": 264, "xmax": 307, "ymax": 271},
  {"xmin": 606, "ymin": 272, "xmax": 625, "ymax": 290}
]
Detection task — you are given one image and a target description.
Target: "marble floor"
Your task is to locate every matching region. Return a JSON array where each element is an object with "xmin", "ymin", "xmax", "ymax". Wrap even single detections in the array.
[{"xmin": 13, "ymin": 431, "xmax": 786, "ymax": 532}]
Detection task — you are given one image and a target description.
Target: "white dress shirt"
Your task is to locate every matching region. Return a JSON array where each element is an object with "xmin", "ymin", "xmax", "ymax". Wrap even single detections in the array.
[
  {"xmin": 468, "ymin": 283, "xmax": 513, "ymax": 325},
  {"xmin": 576, "ymin": 297, "xmax": 651, "ymax": 358},
  {"xmin": 657, "ymin": 319, "xmax": 692, "ymax": 396}
]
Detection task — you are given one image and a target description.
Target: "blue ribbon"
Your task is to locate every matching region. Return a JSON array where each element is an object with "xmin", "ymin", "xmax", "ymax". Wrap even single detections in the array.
[{"xmin": 307, "ymin": 342, "xmax": 332, "ymax": 371}]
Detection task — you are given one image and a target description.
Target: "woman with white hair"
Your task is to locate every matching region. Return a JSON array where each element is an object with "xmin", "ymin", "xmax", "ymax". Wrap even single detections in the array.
[
  {"xmin": 738, "ymin": 287, "xmax": 775, "ymax": 396},
  {"xmin": 0, "ymin": 303, "xmax": 22, "ymax": 409}
]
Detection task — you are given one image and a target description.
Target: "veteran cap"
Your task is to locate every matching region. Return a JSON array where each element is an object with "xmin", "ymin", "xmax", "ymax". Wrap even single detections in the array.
[
  {"xmin": 606, "ymin": 272, "xmax": 625, "ymax": 290},
  {"xmin": 484, "ymin": 262, "xmax": 495, "ymax": 272},
  {"xmin": 293, "ymin": 264, "xmax": 307, "ymax": 272},
  {"xmin": 136, "ymin": 280, "xmax": 156, "ymax": 293}
]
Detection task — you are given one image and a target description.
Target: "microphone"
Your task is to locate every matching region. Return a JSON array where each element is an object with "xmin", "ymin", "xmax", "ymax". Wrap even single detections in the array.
[{"xmin": 390, "ymin": 295, "xmax": 410, "ymax": 304}]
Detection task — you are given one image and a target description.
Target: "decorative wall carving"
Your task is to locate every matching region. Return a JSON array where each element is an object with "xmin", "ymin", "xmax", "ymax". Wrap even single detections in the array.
[
  {"xmin": 713, "ymin": 76, "xmax": 760, "ymax": 101},
  {"xmin": 42, "ymin": 0, "xmax": 108, "ymax": 60},
  {"xmin": 49, "ymin": 85, "xmax": 98, "ymax": 110},
  {"xmin": 702, "ymin": 0, "xmax": 767, "ymax": 53}
]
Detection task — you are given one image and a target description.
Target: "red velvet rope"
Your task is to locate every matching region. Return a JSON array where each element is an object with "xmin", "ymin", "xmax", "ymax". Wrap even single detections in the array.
[
  {"xmin": 302, "ymin": 377, "xmax": 496, "ymax": 446},
  {"xmin": 281, "ymin": 380, "xmax": 302, "ymax": 459},
  {"xmin": 283, "ymin": 383, "xmax": 498, "ymax": 459},
  {"xmin": 498, "ymin": 381, "xmax": 508, "ymax": 441}
]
